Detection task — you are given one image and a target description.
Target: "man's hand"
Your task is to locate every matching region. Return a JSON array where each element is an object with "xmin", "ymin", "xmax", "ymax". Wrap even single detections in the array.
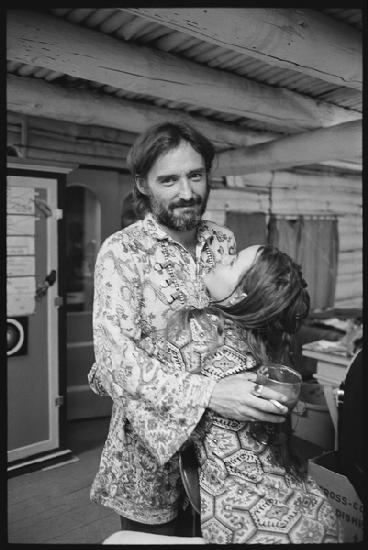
[{"xmin": 209, "ymin": 372, "xmax": 289, "ymax": 422}]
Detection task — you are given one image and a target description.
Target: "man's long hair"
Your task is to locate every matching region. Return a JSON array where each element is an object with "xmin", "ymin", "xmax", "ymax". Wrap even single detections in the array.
[{"xmin": 126, "ymin": 122, "xmax": 215, "ymax": 216}]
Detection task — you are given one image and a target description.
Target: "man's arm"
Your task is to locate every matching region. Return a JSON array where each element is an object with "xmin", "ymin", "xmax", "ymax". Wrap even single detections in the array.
[
  {"xmin": 210, "ymin": 371, "xmax": 289, "ymax": 421},
  {"xmin": 89, "ymin": 234, "xmax": 216, "ymax": 465},
  {"xmin": 89, "ymin": 231, "xmax": 288, "ymax": 465}
]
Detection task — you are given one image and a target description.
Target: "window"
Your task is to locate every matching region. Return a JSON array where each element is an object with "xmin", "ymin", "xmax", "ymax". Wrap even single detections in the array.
[{"xmin": 65, "ymin": 186, "xmax": 101, "ymax": 311}]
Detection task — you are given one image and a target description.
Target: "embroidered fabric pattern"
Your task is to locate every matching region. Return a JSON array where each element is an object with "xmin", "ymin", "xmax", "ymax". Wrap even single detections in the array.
[
  {"xmin": 88, "ymin": 213, "xmax": 236, "ymax": 524},
  {"xmin": 166, "ymin": 311, "xmax": 344, "ymax": 544},
  {"xmin": 160, "ymin": 240, "xmax": 215, "ymax": 306}
]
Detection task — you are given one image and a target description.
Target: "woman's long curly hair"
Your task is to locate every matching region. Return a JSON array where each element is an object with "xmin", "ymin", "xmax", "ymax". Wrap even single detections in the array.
[
  {"xmin": 219, "ymin": 245, "xmax": 310, "ymax": 365},
  {"xmin": 218, "ymin": 245, "xmax": 311, "ymax": 477}
]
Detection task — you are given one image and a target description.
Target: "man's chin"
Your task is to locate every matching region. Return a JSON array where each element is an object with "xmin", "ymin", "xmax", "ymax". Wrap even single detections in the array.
[{"xmin": 167, "ymin": 211, "xmax": 201, "ymax": 231}]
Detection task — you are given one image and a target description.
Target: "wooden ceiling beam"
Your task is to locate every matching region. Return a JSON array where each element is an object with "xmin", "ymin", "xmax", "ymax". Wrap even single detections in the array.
[
  {"xmin": 123, "ymin": 8, "xmax": 362, "ymax": 91},
  {"xmin": 6, "ymin": 74, "xmax": 276, "ymax": 149},
  {"xmin": 6, "ymin": 75, "xmax": 361, "ymax": 175},
  {"xmin": 8, "ymin": 76, "xmax": 361, "ymax": 175},
  {"xmin": 213, "ymin": 120, "xmax": 362, "ymax": 176},
  {"xmin": 7, "ymin": 10, "xmax": 361, "ymax": 133}
]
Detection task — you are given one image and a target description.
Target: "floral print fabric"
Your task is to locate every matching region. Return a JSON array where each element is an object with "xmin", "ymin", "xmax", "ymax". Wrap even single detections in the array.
[{"xmin": 88, "ymin": 213, "xmax": 236, "ymax": 524}]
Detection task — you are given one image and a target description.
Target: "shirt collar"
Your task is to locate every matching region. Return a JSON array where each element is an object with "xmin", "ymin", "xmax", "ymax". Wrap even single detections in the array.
[
  {"xmin": 143, "ymin": 212, "xmax": 169, "ymax": 241},
  {"xmin": 143, "ymin": 212, "xmax": 213, "ymax": 245}
]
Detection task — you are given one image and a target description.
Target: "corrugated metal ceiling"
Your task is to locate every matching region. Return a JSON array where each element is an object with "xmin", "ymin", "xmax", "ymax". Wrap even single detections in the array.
[
  {"xmin": 320, "ymin": 8, "xmax": 363, "ymax": 30},
  {"xmin": 7, "ymin": 8, "xmax": 362, "ymax": 138}
]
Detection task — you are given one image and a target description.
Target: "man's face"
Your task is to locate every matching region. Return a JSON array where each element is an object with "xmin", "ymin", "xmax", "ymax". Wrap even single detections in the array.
[{"xmin": 140, "ymin": 140, "xmax": 210, "ymax": 231}]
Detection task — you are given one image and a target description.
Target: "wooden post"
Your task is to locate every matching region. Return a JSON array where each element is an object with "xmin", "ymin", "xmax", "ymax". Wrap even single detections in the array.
[{"xmin": 214, "ymin": 121, "xmax": 362, "ymax": 176}]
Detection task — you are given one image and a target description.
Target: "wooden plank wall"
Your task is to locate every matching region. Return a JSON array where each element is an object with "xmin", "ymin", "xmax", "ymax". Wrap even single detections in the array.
[
  {"xmin": 7, "ymin": 113, "xmax": 362, "ymax": 308},
  {"xmin": 7, "ymin": 112, "xmax": 135, "ymax": 169},
  {"xmin": 205, "ymin": 172, "xmax": 362, "ymax": 309},
  {"xmin": 7, "ymin": 111, "xmax": 226, "ymax": 188}
]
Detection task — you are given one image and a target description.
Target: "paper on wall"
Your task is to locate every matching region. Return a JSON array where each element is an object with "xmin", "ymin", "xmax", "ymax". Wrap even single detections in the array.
[
  {"xmin": 7, "ymin": 236, "xmax": 35, "ymax": 256},
  {"xmin": 7, "ymin": 256, "xmax": 35, "ymax": 277},
  {"xmin": 7, "ymin": 276, "xmax": 36, "ymax": 316},
  {"xmin": 7, "ymin": 215, "xmax": 35, "ymax": 236},
  {"xmin": 7, "ymin": 186, "xmax": 35, "ymax": 215}
]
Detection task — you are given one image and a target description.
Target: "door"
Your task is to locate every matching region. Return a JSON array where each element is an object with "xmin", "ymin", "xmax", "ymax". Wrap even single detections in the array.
[
  {"xmin": 65, "ymin": 168, "xmax": 132, "ymax": 419},
  {"xmin": 7, "ymin": 169, "xmax": 64, "ymax": 462}
]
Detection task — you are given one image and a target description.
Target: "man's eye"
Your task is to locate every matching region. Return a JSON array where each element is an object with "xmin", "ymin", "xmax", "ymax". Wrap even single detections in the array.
[
  {"xmin": 162, "ymin": 177, "xmax": 176, "ymax": 185},
  {"xmin": 190, "ymin": 172, "xmax": 204, "ymax": 181}
]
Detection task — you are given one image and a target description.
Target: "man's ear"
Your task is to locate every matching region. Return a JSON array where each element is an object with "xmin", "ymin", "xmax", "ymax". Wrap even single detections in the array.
[{"xmin": 135, "ymin": 176, "xmax": 147, "ymax": 195}]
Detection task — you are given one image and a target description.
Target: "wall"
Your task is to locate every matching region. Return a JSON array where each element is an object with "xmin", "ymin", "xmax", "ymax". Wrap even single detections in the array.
[
  {"xmin": 65, "ymin": 168, "xmax": 132, "ymax": 419},
  {"xmin": 8, "ymin": 112, "xmax": 362, "ymax": 310},
  {"xmin": 204, "ymin": 170, "xmax": 362, "ymax": 309},
  {"xmin": 7, "ymin": 111, "xmax": 136, "ymax": 170}
]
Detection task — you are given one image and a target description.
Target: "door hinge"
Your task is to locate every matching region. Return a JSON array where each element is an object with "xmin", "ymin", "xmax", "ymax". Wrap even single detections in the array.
[
  {"xmin": 54, "ymin": 208, "xmax": 63, "ymax": 220},
  {"xmin": 55, "ymin": 396, "xmax": 64, "ymax": 407},
  {"xmin": 54, "ymin": 296, "xmax": 64, "ymax": 307}
]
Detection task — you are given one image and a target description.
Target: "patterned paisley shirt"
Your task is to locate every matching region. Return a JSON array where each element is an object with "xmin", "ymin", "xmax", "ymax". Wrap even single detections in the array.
[{"xmin": 88, "ymin": 212, "xmax": 236, "ymax": 524}]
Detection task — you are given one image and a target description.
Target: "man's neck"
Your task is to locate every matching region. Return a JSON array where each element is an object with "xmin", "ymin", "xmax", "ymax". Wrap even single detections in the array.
[{"xmin": 158, "ymin": 223, "xmax": 198, "ymax": 253}]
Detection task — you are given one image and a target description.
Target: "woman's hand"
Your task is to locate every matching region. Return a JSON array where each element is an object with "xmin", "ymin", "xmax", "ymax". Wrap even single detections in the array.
[{"xmin": 209, "ymin": 371, "xmax": 289, "ymax": 422}]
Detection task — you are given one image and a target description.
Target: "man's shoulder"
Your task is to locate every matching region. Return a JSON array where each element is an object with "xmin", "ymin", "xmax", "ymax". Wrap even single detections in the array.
[
  {"xmin": 120, "ymin": 218, "xmax": 146, "ymax": 236},
  {"xmin": 99, "ymin": 219, "xmax": 148, "ymax": 253},
  {"xmin": 201, "ymin": 219, "xmax": 235, "ymax": 241}
]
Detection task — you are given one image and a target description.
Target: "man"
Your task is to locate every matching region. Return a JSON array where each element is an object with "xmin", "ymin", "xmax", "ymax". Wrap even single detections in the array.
[{"xmin": 88, "ymin": 122, "xmax": 288, "ymax": 536}]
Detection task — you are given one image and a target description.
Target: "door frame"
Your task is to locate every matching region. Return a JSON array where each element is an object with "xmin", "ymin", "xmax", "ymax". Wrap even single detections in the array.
[
  {"xmin": 7, "ymin": 160, "xmax": 71, "ymax": 462},
  {"xmin": 65, "ymin": 167, "xmax": 128, "ymax": 419}
]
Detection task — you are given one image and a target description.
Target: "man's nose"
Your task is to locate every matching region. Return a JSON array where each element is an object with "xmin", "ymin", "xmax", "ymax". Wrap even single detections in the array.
[{"xmin": 178, "ymin": 177, "xmax": 193, "ymax": 199}]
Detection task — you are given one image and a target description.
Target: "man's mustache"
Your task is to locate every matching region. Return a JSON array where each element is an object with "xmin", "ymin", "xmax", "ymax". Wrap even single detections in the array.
[{"xmin": 170, "ymin": 197, "xmax": 202, "ymax": 209}]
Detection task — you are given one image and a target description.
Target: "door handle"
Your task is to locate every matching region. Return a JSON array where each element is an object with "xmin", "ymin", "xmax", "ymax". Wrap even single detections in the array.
[{"xmin": 36, "ymin": 269, "xmax": 57, "ymax": 300}]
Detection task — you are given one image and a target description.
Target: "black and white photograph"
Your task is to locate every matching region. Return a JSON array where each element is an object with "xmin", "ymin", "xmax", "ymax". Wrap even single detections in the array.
[{"xmin": 5, "ymin": 6, "xmax": 364, "ymax": 545}]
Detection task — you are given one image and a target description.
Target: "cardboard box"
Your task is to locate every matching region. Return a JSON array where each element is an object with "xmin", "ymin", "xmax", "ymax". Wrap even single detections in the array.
[{"xmin": 309, "ymin": 451, "xmax": 363, "ymax": 543}]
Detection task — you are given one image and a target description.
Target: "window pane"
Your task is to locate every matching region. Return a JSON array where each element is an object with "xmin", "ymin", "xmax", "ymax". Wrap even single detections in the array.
[{"xmin": 66, "ymin": 186, "xmax": 101, "ymax": 311}]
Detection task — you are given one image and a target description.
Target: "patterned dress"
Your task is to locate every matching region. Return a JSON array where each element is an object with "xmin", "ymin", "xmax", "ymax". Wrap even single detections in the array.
[{"xmin": 166, "ymin": 310, "xmax": 344, "ymax": 544}]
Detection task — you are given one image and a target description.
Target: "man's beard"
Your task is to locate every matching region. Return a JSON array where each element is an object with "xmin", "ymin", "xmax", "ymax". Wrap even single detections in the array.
[{"xmin": 148, "ymin": 189, "xmax": 210, "ymax": 231}]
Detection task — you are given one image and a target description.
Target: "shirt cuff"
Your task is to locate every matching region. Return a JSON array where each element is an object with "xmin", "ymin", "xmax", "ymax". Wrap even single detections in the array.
[{"xmin": 188, "ymin": 373, "xmax": 217, "ymax": 409}]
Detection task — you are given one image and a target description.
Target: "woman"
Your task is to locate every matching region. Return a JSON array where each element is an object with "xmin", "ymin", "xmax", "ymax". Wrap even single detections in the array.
[{"xmin": 166, "ymin": 245, "xmax": 343, "ymax": 544}]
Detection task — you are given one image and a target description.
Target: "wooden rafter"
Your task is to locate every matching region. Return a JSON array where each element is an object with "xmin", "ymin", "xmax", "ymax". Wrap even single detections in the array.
[
  {"xmin": 123, "ymin": 8, "xmax": 362, "ymax": 90},
  {"xmin": 8, "ymin": 76, "xmax": 362, "ymax": 175},
  {"xmin": 7, "ymin": 10, "xmax": 361, "ymax": 133},
  {"xmin": 6, "ymin": 75, "xmax": 275, "ymax": 149},
  {"xmin": 214, "ymin": 120, "xmax": 362, "ymax": 176}
]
